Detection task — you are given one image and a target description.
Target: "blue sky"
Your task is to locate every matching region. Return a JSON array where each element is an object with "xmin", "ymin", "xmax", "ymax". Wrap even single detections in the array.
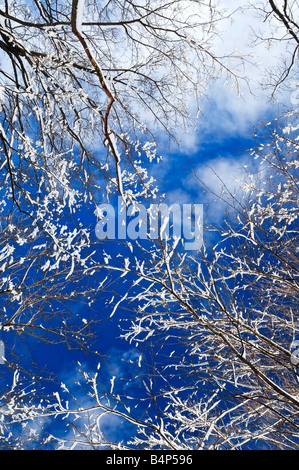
[
  {"xmin": 0, "ymin": 90, "xmax": 280, "ymax": 446},
  {"xmin": 0, "ymin": 71, "xmax": 289, "ymax": 428},
  {"xmin": 0, "ymin": 81, "xmax": 292, "ymax": 446}
]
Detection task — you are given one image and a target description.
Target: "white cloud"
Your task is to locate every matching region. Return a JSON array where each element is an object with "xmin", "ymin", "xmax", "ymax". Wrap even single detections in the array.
[
  {"xmin": 192, "ymin": 154, "xmax": 253, "ymax": 195},
  {"xmin": 183, "ymin": 153, "xmax": 257, "ymax": 225},
  {"xmin": 175, "ymin": 0, "xmax": 297, "ymax": 150},
  {"xmin": 153, "ymin": 0, "xmax": 298, "ymax": 218}
]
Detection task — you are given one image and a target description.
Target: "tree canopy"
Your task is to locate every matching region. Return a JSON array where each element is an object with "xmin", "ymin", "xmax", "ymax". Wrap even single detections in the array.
[{"xmin": 0, "ymin": 0, "xmax": 298, "ymax": 450}]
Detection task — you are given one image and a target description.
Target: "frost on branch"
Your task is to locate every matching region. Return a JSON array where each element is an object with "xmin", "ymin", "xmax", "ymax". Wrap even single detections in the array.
[{"xmin": 78, "ymin": 111, "xmax": 299, "ymax": 450}]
